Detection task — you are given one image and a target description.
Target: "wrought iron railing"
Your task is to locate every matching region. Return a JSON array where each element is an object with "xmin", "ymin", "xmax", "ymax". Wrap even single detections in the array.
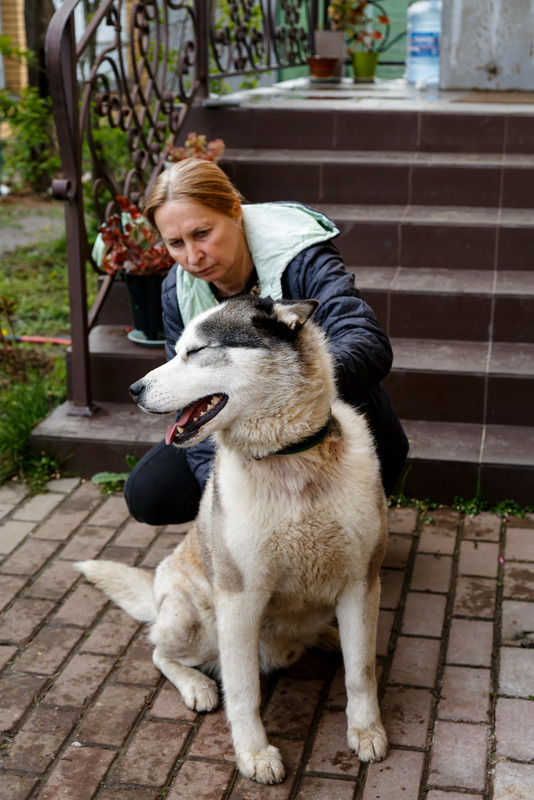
[{"xmin": 45, "ymin": 0, "xmax": 317, "ymax": 413}]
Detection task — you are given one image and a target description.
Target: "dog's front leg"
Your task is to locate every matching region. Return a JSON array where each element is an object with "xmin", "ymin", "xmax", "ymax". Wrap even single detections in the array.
[
  {"xmin": 216, "ymin": 592, "xmax": 285, "ymax": 785},
  {"xmin": 336, "ymin": 578, "xmax": 389, "ymax": 762}
]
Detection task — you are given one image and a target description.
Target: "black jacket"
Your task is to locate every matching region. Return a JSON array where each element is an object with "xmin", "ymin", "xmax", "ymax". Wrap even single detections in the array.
[{"xmin": 161, "ymin": 239, "xmax": 408, "ymax": 495}]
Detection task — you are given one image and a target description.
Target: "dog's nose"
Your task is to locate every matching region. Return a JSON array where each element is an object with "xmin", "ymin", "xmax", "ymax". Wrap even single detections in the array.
[{"xmin": 129, "ymin": 380, "xmax": 145, "ymax": 402}]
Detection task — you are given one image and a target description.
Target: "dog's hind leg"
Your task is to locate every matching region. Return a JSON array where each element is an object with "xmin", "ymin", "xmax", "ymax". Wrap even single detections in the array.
[
  {"xmin": 152, "ymin": 649, "xmax": 219, "ymax": 712},
  {"xmin": 216, "ymin": 592, "xmax": 285, "ymax": 785},
  {"xmin": 336, "ymin": 578, "xmax": 389, "ymax": 763}
]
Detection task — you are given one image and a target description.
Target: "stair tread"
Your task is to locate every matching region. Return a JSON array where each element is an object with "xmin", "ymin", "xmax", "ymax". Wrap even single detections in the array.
[
  {"xmin": 314, "ymin": 203, "xmax": 534, "ymax": 226},
  {"xmin": 354, "ymin": 267, "xmax": 534, "ymax": 296},
  {"xmin": 225, "ymin": 148, "xmax": 534, "ymax": 167},
  {"xmin": 391, "ymin": 338, "xmax": 534, "ymax": 376}
]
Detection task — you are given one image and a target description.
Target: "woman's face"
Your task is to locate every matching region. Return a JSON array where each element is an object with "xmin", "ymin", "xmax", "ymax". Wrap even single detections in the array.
[{"xmin": 154, "ymin": 198, "xmax": 251, "ymax": 292}]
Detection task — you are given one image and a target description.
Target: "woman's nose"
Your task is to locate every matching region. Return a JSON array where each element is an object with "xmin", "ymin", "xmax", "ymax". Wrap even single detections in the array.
[{"xmin": 186, "ymin": 241, "xmax": 202, "ymax": 265}]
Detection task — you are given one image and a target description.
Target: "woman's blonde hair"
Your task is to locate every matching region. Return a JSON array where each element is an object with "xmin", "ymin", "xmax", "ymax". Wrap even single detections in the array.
[{"xmin": 143, "ymin": 159, "xmax": 245, "ymax": 230}]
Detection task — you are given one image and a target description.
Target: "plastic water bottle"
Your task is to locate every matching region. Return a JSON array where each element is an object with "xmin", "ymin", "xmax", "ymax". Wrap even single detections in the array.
[{"xmin": 405, "ymin": 0, "xmax": 442, "ymax": 86}]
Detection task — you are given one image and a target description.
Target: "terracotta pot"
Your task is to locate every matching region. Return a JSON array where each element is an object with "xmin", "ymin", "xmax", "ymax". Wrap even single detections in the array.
[
  {"xmin": 307, "ymin": 55, "xmax": 340, "ymax": 81},
  {"xmin": 351, "ymin": 51, "xmax": 379, "ymax": 82}
]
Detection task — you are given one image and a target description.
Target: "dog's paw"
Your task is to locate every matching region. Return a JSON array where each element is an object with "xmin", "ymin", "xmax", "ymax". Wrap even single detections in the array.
[
  {"xmin": 237, "ymin": 745, "xmax": 285, "ymax": 784},
  {"xmin": 181, "ymin": 677, "xmax": 219, "ymax": 712},
  {"xmin": 348, "ymin": 722, "xmax": 389, "ymax": 763}
]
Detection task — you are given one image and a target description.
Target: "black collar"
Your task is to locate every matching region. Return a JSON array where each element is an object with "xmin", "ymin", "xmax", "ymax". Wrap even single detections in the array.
[{"xmin": 259, "ymin": 411, "xmax": 333, "ymax": 459}]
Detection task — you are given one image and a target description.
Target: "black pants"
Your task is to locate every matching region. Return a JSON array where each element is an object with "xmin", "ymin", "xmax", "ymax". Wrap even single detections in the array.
[{"xmin": 124, "ymin": 440, "xmax": 202, "ymax": 525}]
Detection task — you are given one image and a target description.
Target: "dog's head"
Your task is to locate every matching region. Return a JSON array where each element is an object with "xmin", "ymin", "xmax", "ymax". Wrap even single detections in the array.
[{"xmin": 129, "ymin": 296, "xmax": 331, "ymax": 451}]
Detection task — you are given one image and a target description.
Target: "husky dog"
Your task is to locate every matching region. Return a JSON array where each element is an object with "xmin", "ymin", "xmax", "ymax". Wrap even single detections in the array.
[{"xmin": 77, "ymin": 296, "xmax": 389, "ymax": 784}]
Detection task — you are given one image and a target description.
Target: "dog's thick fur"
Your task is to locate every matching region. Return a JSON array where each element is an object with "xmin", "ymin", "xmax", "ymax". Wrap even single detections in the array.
[{"xmin": 77, "ymin": 297, "xmax": 389, "ymax": 784}]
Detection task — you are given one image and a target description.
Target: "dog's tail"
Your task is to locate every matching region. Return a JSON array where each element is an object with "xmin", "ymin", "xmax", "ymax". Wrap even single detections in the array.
[{"xmin": 75, "ymin": 560, "xmax": 157, "ymax": 623}]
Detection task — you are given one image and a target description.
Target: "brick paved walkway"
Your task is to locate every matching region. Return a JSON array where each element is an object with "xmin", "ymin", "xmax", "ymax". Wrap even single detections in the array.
[{"xmin": 1, "ymin": 478, "xmax": 533, "ymax": 800}]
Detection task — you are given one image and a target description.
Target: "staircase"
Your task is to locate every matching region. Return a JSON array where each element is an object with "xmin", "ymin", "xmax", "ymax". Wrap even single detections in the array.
[{"xmin": 31, "ymin": 90, "xmax": 534, "ymax": 505}]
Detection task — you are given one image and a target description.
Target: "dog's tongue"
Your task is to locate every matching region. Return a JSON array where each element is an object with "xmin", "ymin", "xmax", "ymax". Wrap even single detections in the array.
[
  {"xmin": 165, "ymin": 399, "xmax": 208, "ymax": 445},
  {"xmin": 165, "ymin": 422, "xmax": 181, "ymax": 446}
]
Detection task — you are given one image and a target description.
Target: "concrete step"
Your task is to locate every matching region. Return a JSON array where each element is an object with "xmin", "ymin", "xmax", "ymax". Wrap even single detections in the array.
[
  {"xmin": 316, "ymin": 204, "xmax": 534, "ymax": 271},
  {"xmin": 29, "ymin": 401, "xmax": 534, "ymax": 506},
  {"xmin": 353, "ymin": 266, "xmax": 534, "ymax": 343},
  {"xmin": 223, "ymin": 148, "xmax": 534, "ymax": 208},
  {"xmin": 387, "ymin": 338, "xmax": 534, "ymax": 427}
]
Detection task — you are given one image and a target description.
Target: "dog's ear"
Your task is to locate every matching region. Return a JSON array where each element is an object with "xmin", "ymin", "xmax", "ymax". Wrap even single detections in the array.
[{"xmin": 271, "ymin": 300, "xmax": 319, "ymax": 331}]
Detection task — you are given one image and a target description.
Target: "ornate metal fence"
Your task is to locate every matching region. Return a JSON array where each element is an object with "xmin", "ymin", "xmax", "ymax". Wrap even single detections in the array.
[{"xmin": 45, "ymin": 0, "xmax": 316, "ymax": 413}]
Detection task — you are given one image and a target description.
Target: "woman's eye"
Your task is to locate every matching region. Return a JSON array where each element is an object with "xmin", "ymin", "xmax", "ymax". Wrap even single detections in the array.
[{"xmin": 195, "ymin": 229, "xmax": 209, "ymax": 239}]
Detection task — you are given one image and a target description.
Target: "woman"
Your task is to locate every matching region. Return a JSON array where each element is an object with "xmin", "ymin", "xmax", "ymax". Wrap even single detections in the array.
[{"xmin": 125, "ymin": 159, "xmax": 408, "ymax": 524}]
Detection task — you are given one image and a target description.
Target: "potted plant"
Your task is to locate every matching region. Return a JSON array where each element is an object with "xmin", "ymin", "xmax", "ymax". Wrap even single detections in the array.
[
  {"xmin": 94, "ymin": 196, "xmax": 175, "ymax": 346},
  {"xmin": 327, "ymin": 0, "xmax": 390, "ymax": 82},
  {"xmin": 164, "ymin": 131, "xmax": 225, "ymax": 164}
]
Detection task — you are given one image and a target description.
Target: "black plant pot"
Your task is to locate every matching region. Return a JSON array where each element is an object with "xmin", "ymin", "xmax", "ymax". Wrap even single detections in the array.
[{"xmin": 123, "ymin": 272, "xmax": 165, "ymax": 346}]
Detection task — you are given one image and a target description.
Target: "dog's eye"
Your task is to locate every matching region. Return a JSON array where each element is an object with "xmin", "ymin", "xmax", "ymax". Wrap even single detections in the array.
[{"xmin": 186, "ymin": 346, "xmax": 206, "ymax": 358}]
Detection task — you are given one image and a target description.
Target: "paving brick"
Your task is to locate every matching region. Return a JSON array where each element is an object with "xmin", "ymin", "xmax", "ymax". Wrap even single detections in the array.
[
  {"xmin": 438, "ymin": 666, "xmax": 491, "ymax": 723},
  {"xmin": 0, "ymin": 596, "xmax": 56, "ymax": 645},
  {"xmin": 0, "ymin": 775, "xmax": 38, "ymax": 800},
  {"xmin": 15, "ymin": 625, "xmax": 84, "ymax": 675},
  {"xmin": 410, "ymin": 553, "xmax": 453, "ymax": 593},
  {"xmin": 113, "ymin": 519, "xmax": 160, "ymax": 548},
  {"xmin": 34, "ymin": 744, "xmax": 116, "ymax": 800},
  {"xmin": 97, "ymin": 789, "xmax": 156, "ymax": 800},
  {"xmin": 51, "ymin": 582, "xmax": 108, "ymax": 626},
  {"xmin": 87, "ymin": 495, "xmax": 130, "ymax": 528},
  {"xmin": 0, "ymin": 520, "xmax": 34, "ymax": 555},
  {"xmin": 0, "ymin": 672, "xmax": 48, "ymax": 731},
  {"xmin": 418, "ymin": 523, "xmax": 457, "ymax": 555},
  {"xmin": 428, "ymin": 720, "xmax": 488, "ymax": 791},
  {"xmin": 389, "ymin": 636, "xmax": 441, "ymax": 688},
  {"xmin": 59, "ymin": 524, "xmax": 117, "ymax": 561},
  {"xmin": 0, "ymin": 481, "xmax": 29, "ymax": 505},
  {"xmin": 387, "ymin": 506, "xmax": 418, "ymax": 533},
  {"xmin": 79, "ymin": 607, "xmax": 140, "ymax": 655},
  {"xmin": 149, "ymin": 680, "xmax": 198, "ymax": 722},
  {"xmin": 493, "ymin": 761, "xmax": 534, "ymax": 800},
  {"xmin": 503, "ymin": 562, "xmax": 534, "ymax": 600},
  {"xmin": 45, "ymin": 477, "xmax": 81, "ymax": 494},
  {"xmin": 140, "ymin": 531, "xmax": 187, "ymax": 568},
  {"xmin": 379, "ymin": 568, "xmax": 404, "ymax": 609},
  {"xmin": 506, "ymin": 527, "xmax": 534, "ymax": 562},
  {"xmin": 306, "ymin": 709, "xmax": 361, "ymax": 777},
  {"xmin": 381, "ymin": 686, "xmax": 432, "ymax": 746},
  {"xmin": 447, "ymin": 619, "xmax": 493, "ymax": 667},
  {"xmin": 188, "ymin": 709, "xmax": 235, "ymax": 760},
  {"xmin": 458, "ymin": 540, "xmax": 499, "ymax": 578},
  {"xmin": 60, "ymin": 480, "xmax": 102, "ymax": 513},
  {"xmin": 295, "ymin": 775, "xmax": 355, "ymax": 800},
  {"xmin": 402, "ymin": 592, "xmax": 447, "ymax": 637},
  {"xmin": 427, "ymin": 793, "xmax": 482, "ymax": 800},
  {"xmin": 0, "ymin": 643, "xmax": 17, "ymax": 670},
  {"xmin": 382, "ymin": 534, "xmax": 412, "ymax": 569},
  {"xmin": 112, "ymin": 633, "xmax": 160, "ymax": 685},
  {"xmin": 452, "ymin": 576, "xmax": 496, "ymax": 618},
  {"xmin": 0, "ymin": 538, "xmax": 60, "ymax": 576},
  {"xmin": 33, "ymin": 509, "xmax": 90, "ymax": 541},
  {"xmin": 0, "ymin": 574, "xmax": 27, "ymax": 611},
  {"xmin": 167, "ymin": 761, "xmax": 234, "ymax": 800},
  {"xmin": 44, "ymin": 653, "xmax": 115, "ymax": 707},
  {"xmin": 13, "ymin": 492, "xmax": 65, "ymax": 522},
  {"xmin": 77, "ymin": 683, "xmax": 153, "ymax": 746},
  {"xmin": 96, "ymin": 545, "xmax": 140, "ymax": 565},
  {"xmin": 263, "ymin": 677, "xmax": 322, "ymax": 736},
  {"xmin": 363, "ymin": 748, "xmax": 425, "ymax": 800},
  {"xmin": 495, "ymin": 697, "xmax": 534, "ymax": 761},
  {"xmin": 111, "ymin": 719, "xmax": 190, "ymax": 785},
  {"xmin": 500, "ymin": 647, "xmax": 534, "ymax": 697},
  {"xmin": 464, "ymin": 512, "xmax": 501, "ymax": 541},
  {"xmin": 501, "ymin": 599, "xmax": 534, "ymax": 647},
  {"xmin": 231, "ymin": 739, "xmax": 304, "ymax": 799},
  {"xmin": 25, "ymin": 559, "xmax": 80, "ymax": 600},
  {"xmin": 2, "ymin": 706, "xmax": 78, "ymax": 773}
]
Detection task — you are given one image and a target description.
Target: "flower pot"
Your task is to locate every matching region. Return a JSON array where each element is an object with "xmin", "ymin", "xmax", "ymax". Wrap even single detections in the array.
[
  {"xmin": 351, "ymin": 51, "xmax": 379, "ymax": 83},
  {"xmin": 123, "ymin": 272, "xmax": 166, "ymax": 347},
  {"xmin": 314, "ymin": 30, "xmax": 345, "ymax": 78},
  {"xmin": 307, "ymin": 55, "xmax": 340, "ymax": 81}
]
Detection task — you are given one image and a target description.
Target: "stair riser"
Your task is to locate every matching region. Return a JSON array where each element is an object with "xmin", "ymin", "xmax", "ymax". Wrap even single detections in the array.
[
  {"xmin": 67, "ymin": 352, "xmax": 165, "ymax": 404},
  {"xmin": 337, "ymin": 220, "xmax": 534, "ymax": 271},
  {"xmin": 185, "ymin": 107, "xmax": 534, "ymax": 154},
  {"xmin": 225, "ymin": 159, "xmax": 533, "ymax": 209},
  {"xmin": 386, "ymin": 372, "xmax": 534, "ymax": 427}
]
